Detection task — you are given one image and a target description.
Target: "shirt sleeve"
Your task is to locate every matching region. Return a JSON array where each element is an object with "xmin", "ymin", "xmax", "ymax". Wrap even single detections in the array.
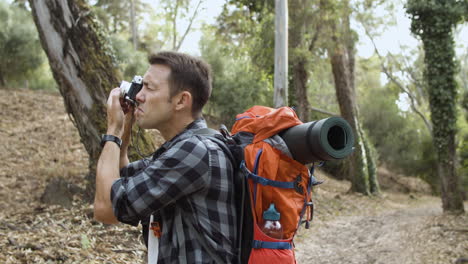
[
  {"xmin": 120, "ymin": 157, "xmax": 151, "ymax": 178},
  {"xmin": 110, "ymin": 138, "xmax": 211, "ymax": 225}
]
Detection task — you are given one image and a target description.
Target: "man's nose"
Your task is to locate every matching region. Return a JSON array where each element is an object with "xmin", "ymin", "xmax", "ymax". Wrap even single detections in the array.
[{"xmin": 136, "ymin": 89, "xmax": 144, "ymax": 104}]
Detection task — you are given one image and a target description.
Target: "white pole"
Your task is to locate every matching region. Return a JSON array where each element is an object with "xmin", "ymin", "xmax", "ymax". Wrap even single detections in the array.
[{"xmin": 274, "ymin": 0, "xmax": 288, "ymax": 108}]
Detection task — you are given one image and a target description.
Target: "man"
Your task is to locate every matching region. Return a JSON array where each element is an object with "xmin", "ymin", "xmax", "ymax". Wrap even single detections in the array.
[{"xmin": 94, "ymin": 51, "xmax": 238, "ymax": 263}]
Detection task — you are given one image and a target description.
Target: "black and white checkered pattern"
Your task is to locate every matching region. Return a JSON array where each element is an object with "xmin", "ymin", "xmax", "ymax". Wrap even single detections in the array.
[{"xmin": 111, "ymin": 119, "xmax": 238, "ymax": 263}]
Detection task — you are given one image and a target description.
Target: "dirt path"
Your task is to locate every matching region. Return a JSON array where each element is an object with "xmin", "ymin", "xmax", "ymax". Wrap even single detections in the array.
[{"xmin": 295, "ymin": 195, "xmax": 468, "ymax": 264}]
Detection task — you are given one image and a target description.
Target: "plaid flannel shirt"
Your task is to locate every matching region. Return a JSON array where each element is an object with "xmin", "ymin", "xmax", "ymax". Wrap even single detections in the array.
[{"xmin": 111, "ymin": 119, "xmax": 237, "ymax": 263}]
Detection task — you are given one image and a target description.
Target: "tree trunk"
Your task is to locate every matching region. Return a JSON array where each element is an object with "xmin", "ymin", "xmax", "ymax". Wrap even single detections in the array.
[
  {"xmin": 425, "ymin": 31, "xmax": 465, "ymax": 213},
  {"xmin": 406, "ymin": 0, "xmax": 465, "ymax": 213},
  {"xmin": 289, "ymin": 0, "xmax": 310, "ymax": 122},
  {"xmin": 0, "ymin": 71, "xmax": 5, "ymax": 87},
  {"xmin": 343, "ymin": 3, "xmax": 379, "ymax": 194},
  {"xmin": 29, "ymin": 0, "xmax": 154, "ymax": 201},
  {"xmin": 321, "ymin": 0, "xmax": 378, "ymax": 195},
  {"xmin": 292, "ymin": 59, "xmax": 310, "ymax": 121},
  {"xmin": 361, "ymin": 124, "xmax": 379, "ymax": 194},
  {"xmin": 329, "ymin": 47, "xmax": 370, "ymax": 194}
]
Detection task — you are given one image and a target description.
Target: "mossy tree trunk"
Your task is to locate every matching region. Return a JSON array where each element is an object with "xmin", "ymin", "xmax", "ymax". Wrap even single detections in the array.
[
  {"xmin": 407, "ymin": 0, "xmax": 465, "ymax": 213},
  {"xmin": 288, "ymin": 0, "xmax": 323, "ymax": 122},
  {"xmin": 322, "ymin": 0, "xmax": 378, "ymax": 195},
  {"xmin": 289, "ymin": 0, "xmax": 311, "ymax": 122},
  {"xmin": 291, "ymin": 58, "xmax": 310, "ymax": 121},
  {"xmin": 329, "ymin": 47, "xmax": 369, "ymax": 195},
  {"xmin": 29, "ymin": 0, "xmax": 154, "ymax": 201}
]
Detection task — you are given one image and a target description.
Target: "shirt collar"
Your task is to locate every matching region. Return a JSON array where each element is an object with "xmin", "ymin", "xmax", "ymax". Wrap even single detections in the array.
[{"xmin": 152, "ymin": 118, "xmax": 207, "ymax": 160}]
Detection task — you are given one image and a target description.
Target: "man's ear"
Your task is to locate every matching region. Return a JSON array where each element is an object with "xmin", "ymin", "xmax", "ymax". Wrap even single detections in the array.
[{"xmin": 174, "ymin": 91, "xmax": 192, "ymax": 111}]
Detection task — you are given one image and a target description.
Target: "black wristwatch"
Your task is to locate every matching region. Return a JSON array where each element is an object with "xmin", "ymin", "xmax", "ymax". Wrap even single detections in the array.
[{"xmin": 101, "ymin": 134, "xmax": 122, "ymax": 148}]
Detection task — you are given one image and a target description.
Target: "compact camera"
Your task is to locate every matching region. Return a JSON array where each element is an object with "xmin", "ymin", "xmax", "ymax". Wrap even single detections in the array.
[{"xmin": 120, "ymin": 75, "xmax": 143, "ymax": 106}]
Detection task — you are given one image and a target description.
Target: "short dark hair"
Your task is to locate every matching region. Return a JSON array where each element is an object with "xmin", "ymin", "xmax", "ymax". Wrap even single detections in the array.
[{"xmin": 148, "ymin": 51, "xmax": 212, "ymax": 116}]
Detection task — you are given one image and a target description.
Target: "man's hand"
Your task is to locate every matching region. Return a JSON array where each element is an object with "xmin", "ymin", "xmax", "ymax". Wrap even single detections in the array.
[
  {"xmin": 94, "ymin": 88, "xmax": 130, "ymax": 225},
  {"xmin": 106, "ymin": 88, "xmax": 126, "ymax": 138},
  {"xmin": 106, "ymin": 88, "xmax": 135, "ymax": 168},
  {"xmin": 120, "ymin": 99, "xmax": 135, "ymax": 168},
  {"xmin": 120, "ymin": 97, "xmax": 135, "ymax": 150}
]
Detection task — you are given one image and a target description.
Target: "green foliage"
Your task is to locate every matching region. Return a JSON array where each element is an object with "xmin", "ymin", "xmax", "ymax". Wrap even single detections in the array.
[
  {"xmin": 0, "ymin": 1, "xmax": 43, "ymax": 87},
  {"xmin": 308, "ymin": 56, "xmax": 339, "ymax": 114},
  {"xmin": 202, "ymin": 1, "xmax": 285, "ymax": 126},
  {"xmin": 226, "ymin": 0, "xmax": 274, "ymax": 15},
  {"xmin": 360, "ymin": 80, "xmax": 437, "ymax": 183},
  {"xmin": 91, "ymin": 0, "xmax": 148, "ymax": 34},
  {"xmin": 216, "ymin": 2, "xmax": 275, "ymax": 75},
  {"xmin": 28, "ymin": 62, "xmax": 58, "ymax": 91},
  {"xmin": 138, "ymin": 10, "xmax": 172, "ymax": 52},
  {"xmin": 458, "ymin": 49, "xmax": 468, "ymax": 121},
  {"xmin": 200, "ymin": 26, "xmax": 272, "ymax": 128},
  {"xmin": 458, "ymin": 134, "xmax": 468, "ymax": 197},
  {"xmin": 91, "ymin": 0, "xmax": 205, "ymax": 79},
  {"xmin": 457, "ymin": 111, "xmax": 468, "ymax": 197},
  {"xmin": 406, "ymin": 0, "xmax": 467, "ymax": 36},
  {"xmin": 109, "ymin": 35, "xmax": 147, "ymax": 80}
]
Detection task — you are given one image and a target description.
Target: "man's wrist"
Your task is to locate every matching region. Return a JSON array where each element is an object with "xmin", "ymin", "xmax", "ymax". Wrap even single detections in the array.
[{"xmin": 101, "ymin": 134, "xmax": 122, "ymax": 148}]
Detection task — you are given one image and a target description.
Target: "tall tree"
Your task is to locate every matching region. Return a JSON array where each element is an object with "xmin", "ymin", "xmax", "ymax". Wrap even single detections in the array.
[
  {"xmin": 217, "ymin": 0, "xmax": 275, "ymax": 76},
  {"xmin": 29, "ymin": 0, "xmax": 154, "ymax": 200},
  {"xmin": 321, "ymin": 0, "xmax": 379, "ymax": 194},
  {"xmin": 92, "ymin": 0, "xmax": 143, "ymax": 34},
  {"xmin": 288, "ymin": 0, "xmax": 321, "ymax": 121},
  {"xmin": 406, "ymin": 0, "xmax": 466, "ymax": 213}
]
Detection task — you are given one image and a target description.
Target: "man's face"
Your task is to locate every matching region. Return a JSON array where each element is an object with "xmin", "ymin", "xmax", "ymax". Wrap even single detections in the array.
[{"xmin": 134, "ymin": 64, "xmax": 174, "ymax": 130}]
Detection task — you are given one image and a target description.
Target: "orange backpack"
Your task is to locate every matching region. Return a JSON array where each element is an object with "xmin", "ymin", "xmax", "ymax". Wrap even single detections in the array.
[
  {"xmin": 232, "ymin": 105, "xmax": 318, "ymax": 264},
  {"xmin": 196, "ymin": 106, "xmax": 320, "ymax": 264}
]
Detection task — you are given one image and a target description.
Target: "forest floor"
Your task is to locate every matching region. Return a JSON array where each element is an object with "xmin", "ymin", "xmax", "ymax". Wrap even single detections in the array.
[{"xmin": 1, "ymin": 88, "xmax": 467, "ymax": 264}]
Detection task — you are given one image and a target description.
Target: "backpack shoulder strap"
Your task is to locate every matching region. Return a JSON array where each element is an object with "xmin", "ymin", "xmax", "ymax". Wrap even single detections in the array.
[{"xmin": 193, "ymin": 128, "xmax": 237, "ymax": 165}]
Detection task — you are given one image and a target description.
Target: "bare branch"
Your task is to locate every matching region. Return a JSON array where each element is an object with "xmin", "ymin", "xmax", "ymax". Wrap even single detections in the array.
[
  {"xmin": 175, "ymin": 0, "xmax": 203, "ymax": 51},
  {"xmin": 310, "ymin": 107, "xmax": 339, "ymax": 116},
  {"xmin": 308, "ymin": 21, "xmax": 322, "ymax": 53},
  {"xmin": 387, "ymin": 51, "xmax": 425, "ymax": 104},
  {"xmin": 362, "ymin": 25, "xmax": 433, "ymax": 134}
]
